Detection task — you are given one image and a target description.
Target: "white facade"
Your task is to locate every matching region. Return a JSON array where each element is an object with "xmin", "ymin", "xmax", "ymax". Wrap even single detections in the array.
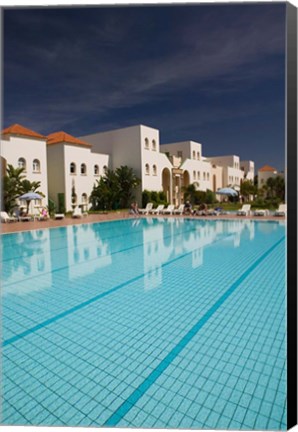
[
  {"xmin": 1, "ymin": 122, "xmax": 256, "ymax": 211},
  {"xmin": 206, "ymin": 155, "xmax": 245, "ymax": 191},
  {"xmin": 161, "ymin": 141, "xmax": 213, "ymax": 190},
  {"xmin": 47, "ymin": 139, "xmax": 109, "ymax": 212},
  {"xmin": 1, "ymin": 132, "xmax": 48, "ymax": 212},
  {"xmin": 80, "ymin": 125, "xmax": 173, "ymax": 203},
  {"xmin": 240, "ymin": 160, "xmax": 255, "ymax": 182}
]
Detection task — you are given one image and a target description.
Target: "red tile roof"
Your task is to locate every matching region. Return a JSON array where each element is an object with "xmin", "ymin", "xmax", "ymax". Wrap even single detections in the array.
[
  {"xmin": 2, "ymin": 123, "xmax": 46, "ymax": 139},
  {"xmin": 47, "ymin": 131, "xmax": 92, "ymax": 147},
  {"xmin": 259, "ymin": 164, "xmax": 277, "ymax": 172}
]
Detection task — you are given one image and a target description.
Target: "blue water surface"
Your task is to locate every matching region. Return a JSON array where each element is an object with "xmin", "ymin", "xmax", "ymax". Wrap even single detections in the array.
[{"xmin": 1, "ymin": 218, "xmax": 286, "ymax": 429}]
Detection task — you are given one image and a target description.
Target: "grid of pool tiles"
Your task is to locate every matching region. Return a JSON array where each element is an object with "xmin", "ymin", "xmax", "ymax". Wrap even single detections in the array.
[{"xmin": 1, "ymin": 218, "xmax": 286, "ymax": 428}]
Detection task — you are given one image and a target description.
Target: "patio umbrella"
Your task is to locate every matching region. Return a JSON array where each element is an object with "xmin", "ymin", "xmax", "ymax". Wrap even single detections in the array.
[
  {"xmin": 19, "ymin": 192, "xmax": 43, "ymax": 201},
  {"xmin": 216, "ymin": 187, "xmax": 238, "ymax": 196},
  {"xmin": 18, "ymin": 192, "xmax": 43, "ymax": 214}
]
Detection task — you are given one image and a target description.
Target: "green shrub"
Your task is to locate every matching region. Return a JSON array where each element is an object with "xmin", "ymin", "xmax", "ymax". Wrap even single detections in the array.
[
  {"xmin": 57, "ymin": 193, "xmax": 66, "ymax": 213},
  {"xmin": 158, "ymin": 191, "xmax": 167, "ymax": 202},
  {"xmin": 47, "ymin": 199, "xmax": 56, "ymax": 217},
  {"xmin": 142, "ymin": 190, "xmax": 168, "ymax": 207},
  {"xmin": 142, "ymin": 190, "xmax": 151, "ymax": 207}
]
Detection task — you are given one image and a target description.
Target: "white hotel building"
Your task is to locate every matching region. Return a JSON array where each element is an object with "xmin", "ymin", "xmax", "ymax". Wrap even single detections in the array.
[{"xmin": 1, "ymin": 123, "xmax": 254, "ymax": 212}]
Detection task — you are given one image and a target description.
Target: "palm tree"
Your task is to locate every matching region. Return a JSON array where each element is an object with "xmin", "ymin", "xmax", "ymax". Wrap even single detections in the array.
[
  {"xmin": 115, "ymin": 166, "xmax": 140, "ymax": 208},
  {"xmin": 90, "ymin": 169, "xmax": 120, "ymax": 210},
  {"xmin": 182, "ymin": 183, "xmax": 198, "ymax": 205},
  {"xmin": 3, "ymin": 164, "xmax": 26, "ymax": 213}
]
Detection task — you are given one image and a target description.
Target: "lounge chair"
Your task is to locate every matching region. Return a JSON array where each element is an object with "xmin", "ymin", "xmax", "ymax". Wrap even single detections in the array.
[
  {"xmin": 19, "ymin": 214, "xmax": 32, "ymax": 221},
  {"xmin": 237, "ymin": 204, "xmax": 251, "ymax": 216},
  {"xmin": 174, "ymin": 204, "xmax": 185, "ymax": 215},
  {"xmin": 207, "ymin": 208, "xmax": 220, "ymax": 216},
  {"xmin": 150, "ymin": 205, "xmax": 165, "ymax": 215},
  {"xmin": 72, "ymin": 208, "xmax": 83, "ymax": 218},
  {"xmin": 254, "ymin": 209, "xmax": 270, "ymax": 216},
  {"xmin": 139, "ymin": 203, "xmax": 153, "ymax": 215},
  {"xmin": 162, "ymin": 205, "xmax": 175, "ymax": 215},
  {"xmin": 274, "ymin": 204, "xmax": 287, "ymax": 217},
  {"xmin": 54, "ymin": 213, "xmax": 65, "ymax": 220},
  {"xmin": 1, "ymin": 211, "xmax": 17, "ymax": 223}
]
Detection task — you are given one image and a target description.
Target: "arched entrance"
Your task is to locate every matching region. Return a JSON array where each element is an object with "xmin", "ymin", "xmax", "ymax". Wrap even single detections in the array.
[
  {"xmin": 213, "ymin": 174, "xmax": 216, "ymax": 192},
  {"xmin": 183, "ymin": 171, "xmax": 190, "ymax": 189},
  {"xmin": 162, "ymin": 168, "xmax": 171, "ymax": 203}
]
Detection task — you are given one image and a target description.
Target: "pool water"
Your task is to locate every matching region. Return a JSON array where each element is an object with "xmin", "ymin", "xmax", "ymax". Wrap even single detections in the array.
[{"xmin": 1, "ymin": 218, "xmax": 286, "ymax": 429}]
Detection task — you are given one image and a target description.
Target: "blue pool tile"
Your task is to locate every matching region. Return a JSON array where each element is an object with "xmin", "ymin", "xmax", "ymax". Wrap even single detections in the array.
[{"xmin": 2, "ymin": 219, "xmax": 287, "ymax": 429}]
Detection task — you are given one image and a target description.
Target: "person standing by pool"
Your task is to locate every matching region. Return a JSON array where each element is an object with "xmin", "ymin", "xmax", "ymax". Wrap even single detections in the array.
[{"xmin": 129, "ymin": 202, "xmax": 139, "ymax": 215}]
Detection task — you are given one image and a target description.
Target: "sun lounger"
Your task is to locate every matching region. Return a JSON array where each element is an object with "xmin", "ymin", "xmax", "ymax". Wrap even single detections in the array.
[
  {"xmin": 0, "ymin": 211, "xmax": 17, "ymax": 223},
  {"xmin": 19, "ymin": 215, "xmax": 32, "ymax": 221},
  {"xmin": 72, "ymin": 208, "xmax": 83, "ymax": 218},
  {"xmin": 150, "ymin": 205, "xmax": 165, "ymax": 215},
  {"xmin": 207, "ymin": 208, "xmax": 220, "ymax": 216},
  {"xmin": 274, "ymin": 204, "xmax": 287, "ymax": 217},
  {"xmin": 162, "ymin": 205, "xmax": 175, "ymax": 215},
  {"xmin": 254, "ymin": 209, "xmax": 270, "ymax": 216},
  {"xmin": 173, "ymin": 204, "xmax": 185, "ymax": 215},
  {"xmin": 139, "ymin": 203, "xmax": 153, "ymax": 215},
  {"xmin": 54, "ymin": 213, "xmax": 65, "ymax": 220},
  {"xmin": 237, "ymin": 204, "xmax": 251, "ymax": 216}
]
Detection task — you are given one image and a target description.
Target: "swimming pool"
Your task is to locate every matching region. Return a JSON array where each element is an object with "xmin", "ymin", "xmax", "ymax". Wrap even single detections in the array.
[{"xmin": 1, "ymin": 218, "xmax": 286, "ymax": 429}]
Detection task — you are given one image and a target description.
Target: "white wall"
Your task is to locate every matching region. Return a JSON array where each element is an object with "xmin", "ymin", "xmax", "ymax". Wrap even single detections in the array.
[
  {"xmin": 63, "ymin": 144, "xmax": 107, "ymax": 211},
  {"xmin": 161, "ymin": 140, "xmax": 203, "ymax": 161},
  {"xmin": 241, "ymin": 160, "xmax": 255, "ymax": 182},
  {"xmin": 140, "ymin": 125, "xmax": 173, "ymax": 192},
  {"xmin": 180, "ymin": 158, "xmax": 212, "ymax": 191},
  {"xmin": 206, "ymin": 155, "xmax": 244, "ymax": 188},
  {"xmin": 81, "ymin": 125, "xmax": 173, "ymax": 200},
  {"xmin": 1, "ymin": 135, "xmax": 48, "ymax": 211},
  {"xmin": 80, "ymin": 125, "xmax": 141, "ymax": 174}
]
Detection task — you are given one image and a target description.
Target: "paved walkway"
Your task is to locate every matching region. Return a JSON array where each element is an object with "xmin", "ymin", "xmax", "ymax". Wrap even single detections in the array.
[{"xmin": 1, "ymin": 212, "xmax": 285, "ymax": 234}]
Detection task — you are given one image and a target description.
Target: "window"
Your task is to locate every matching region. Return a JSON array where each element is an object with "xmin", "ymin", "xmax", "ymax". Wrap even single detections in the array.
[
  {"xmin": 145, "ymin": 163, "xmax": 150, "ymax": 175},
  {"xmin": 33, "ymin": 159, "xmax": 40, "ymax": 172},
  {"xmin": 177, "ymin": 151, "xmax": 183, "ymax": 158},
  {"xmin": 203, "ymin": 172, "xmax": 206, "ymax": 181},
  {"xmin": 152, "ymin": 140, "xmax": 156, "ymax": 151},
  {"xmin": 81, "ymin": 163, "xmax": 87, "ymax": 175},
  {"xmin": 18, "ymin": 158, "xmax": 26, "ymax": 170},
  {"xmin": 70, "ymin": 162, "xmax": 76, "ymax": 174},
  {"xmin": 81, "ymin": 193, "xmax": 88, "ymax": 204},
  {"xmin": 207, "ymin": 173, "xmax": 210, "ymax": 181},
  {"xmin": 153, "ymin": 165, "xmax": 157, "ymax": 176},
  {"xmin": 193, "ymin": 171, "xmax": 196, "ymax": 180},
  {"xmin": 197, "ymin": 152, "xmax": 200, "ymax": 160},
  {"xmin": 197, "ymin": 171, "xmax": 200, "ymax": 180},
  {"xmin": 145, "ymin": 138, "xmax": 149, "ymax": 149},
  {"xmin": 94, "ymin": 165, "xmax": 99, "ymax": 175},
  {"xmin": 192, "ymin": 151, "xmax": 196, "ymax": 159},
  {"xmin": 103, "ymin": 165, "xmax": 108, "ymax": 175},
  {"xmin": 72, "ymin": 193, "xmax": 77, "ymax": 204}
]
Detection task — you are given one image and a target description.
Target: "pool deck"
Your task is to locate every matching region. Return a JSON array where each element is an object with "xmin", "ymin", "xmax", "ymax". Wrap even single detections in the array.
[{"xmin": 1, "ymin": 212, "xmax": 285, "ymax": 234}]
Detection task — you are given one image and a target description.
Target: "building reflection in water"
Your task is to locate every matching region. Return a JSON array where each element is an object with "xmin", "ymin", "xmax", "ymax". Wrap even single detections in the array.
[{"xmin": 1, "ymin": 219, "xmax": 277, "ymax": 298}]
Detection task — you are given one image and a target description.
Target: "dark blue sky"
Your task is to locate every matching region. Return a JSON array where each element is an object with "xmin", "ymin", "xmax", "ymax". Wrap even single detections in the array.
[{"xmin": 3, "ymin": 3, "xmax": 286, "ymax": 170}]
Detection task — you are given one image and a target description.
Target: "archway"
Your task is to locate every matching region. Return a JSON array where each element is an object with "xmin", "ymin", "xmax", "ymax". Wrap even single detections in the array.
[
  {"xmin": 213, "ymin": 174, "xmax": 216, "ymax": 192},
  {"xmin": 183, "ymin": 171, "xmax": 190, "ymax": 188},
  {"xmin": 162, "ymin": 168, "xmax": 171, "ymax": 203}
]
